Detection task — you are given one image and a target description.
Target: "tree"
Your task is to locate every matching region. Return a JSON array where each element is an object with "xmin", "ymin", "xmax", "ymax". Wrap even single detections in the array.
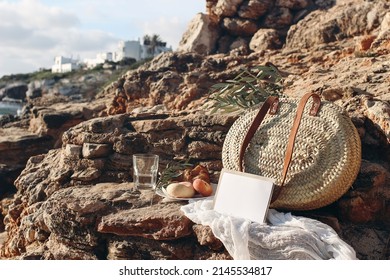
[{"xmin": 143, "ymin": 34, "xmax": 166, "ymax": 57}]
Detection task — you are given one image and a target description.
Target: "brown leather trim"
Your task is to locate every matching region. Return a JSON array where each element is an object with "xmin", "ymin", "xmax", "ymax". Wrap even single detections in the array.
[
  {"xmin": 276, "ymin": 93, "xmax": 322, "ymax": 201},
  {"xmin": 239, "ymin": 96, "xmax": 279, "ymax": 172}
]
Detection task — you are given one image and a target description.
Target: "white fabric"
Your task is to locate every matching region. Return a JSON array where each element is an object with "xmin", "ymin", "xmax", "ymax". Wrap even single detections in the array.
[{"xmin": 181, "ymin": 198, "xmax": 357, "ymax": 260}]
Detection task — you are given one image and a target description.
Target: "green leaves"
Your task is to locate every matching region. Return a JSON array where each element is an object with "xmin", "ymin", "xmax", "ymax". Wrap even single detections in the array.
[
  {"xmin": 209, "ymin": 63, "xmax": 284, "ymax": 114},
  {"xmin": 156, "ymin": 160, "xmax": 193, "ymax": 190}
]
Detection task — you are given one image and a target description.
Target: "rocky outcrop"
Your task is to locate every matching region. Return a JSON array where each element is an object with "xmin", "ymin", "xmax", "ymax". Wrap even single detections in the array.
[
  {"xmin": 0, "ymin": 112, "xmax": 235, "ymax": 259},
  {"xmin": 286, "ymin": 0, "xmax": 390, "ymax": 49},
  {"xmin": 180, "ymin": 0, "xmax": 338, "ymax": 54},
  {"xmin": 177, "ymin": 13, "xmax": 220, "ymax": 55},
  {"xmin": 1, "ymin": 103, "xmax": 389, "ymax": 259},
  {"xmin": 105, "ymin": 51, "xmax": 265, "ymax": 114},
  {"xmin": 0, "ymin": 83, "xmax": 27, "ymax": 101}
]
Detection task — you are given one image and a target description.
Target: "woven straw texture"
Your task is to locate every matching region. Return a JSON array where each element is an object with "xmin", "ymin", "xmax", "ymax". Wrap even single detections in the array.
[{"xmin": 222, "ymin": 98, "xmax": 361, "ymax": 211}]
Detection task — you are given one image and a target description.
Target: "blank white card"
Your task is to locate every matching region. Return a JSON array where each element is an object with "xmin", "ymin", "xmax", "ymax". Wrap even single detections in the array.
[{"xmin": 213, "ymin": 169, "xmax": 275, "ymax": 224}]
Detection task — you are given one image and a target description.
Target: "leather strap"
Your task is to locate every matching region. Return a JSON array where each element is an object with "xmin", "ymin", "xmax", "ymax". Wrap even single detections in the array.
[
  {"xmin": 239, "ymin": 96, "xmax": 279, "ymax": 172},
  {"xmin": 239, "ymin": 93, "xmax": 321, "ymax": 201},
  {"xmin": 279, "ymin": 93, "xmax": 321, "ymax": 187}
]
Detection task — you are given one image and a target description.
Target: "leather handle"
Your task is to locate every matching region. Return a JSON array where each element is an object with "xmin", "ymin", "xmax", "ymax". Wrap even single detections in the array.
[
  {"xmin": 279, "ymin": 93, "xmax": 321, "ymax": 187},
  {"xmin": 239, "ymin": 96, "xmax": 280, "ymax": 172},
  {"xmin": 239, "ymin": 93, "xmax": 321, "ymax": 202}
]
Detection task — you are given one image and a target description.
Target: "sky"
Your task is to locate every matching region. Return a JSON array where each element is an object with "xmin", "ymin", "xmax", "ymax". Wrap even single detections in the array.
[{"xmin": 0, "ymin": 0, "xmax": 205, "ymax": 78}]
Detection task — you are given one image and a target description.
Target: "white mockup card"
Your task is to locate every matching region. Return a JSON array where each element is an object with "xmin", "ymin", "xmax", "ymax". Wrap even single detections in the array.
[{"xmin": 213, "ymin": 169, "xmax": 275, "ymax": 224}]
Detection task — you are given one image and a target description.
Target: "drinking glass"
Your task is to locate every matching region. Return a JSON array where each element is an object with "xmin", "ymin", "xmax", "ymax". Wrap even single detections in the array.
[{"xmin": 132, "ymin": 154, "xmax": 159, "ymax": 190}]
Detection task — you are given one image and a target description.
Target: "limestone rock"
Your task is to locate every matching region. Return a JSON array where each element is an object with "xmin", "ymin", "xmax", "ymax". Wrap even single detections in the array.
[
  {"xmin": 178, "ymin": 13, "xmax": 219, "ymax": 55},
  {"xmin": 71, "ymin": 168, "xmax": 101, "ymax": 182},
  {"xmin": 264, "ymin": 7, "xmax": 293, "ymax": 29},
  {"xmin": 341, "ymin": 225, "xmax": 389, "ymax": 260},
  {"xmin": 338, "ymin": 160, "xmax": 390, "ymax": 225},
  {"xmin": 1, "ymin": 181, "xmax": 231, "ymax": 259},
  {"xmin": 212, "ymin": 0, "xmax": 244, "ymax": 18},
  {"xmin": 0, "ymin": 164, "xmax": 20, "ymax": 197},
  {"xmin": 238, "ymin": 0, "xmax": 272, "ymax": 19},
  {"xmin": 364, "ymin": 100, "xmax": 390, "ymax": 140},
  {"xmin": 286, "ymin": 0, "xmax": 389, "ymax": 49},
  {"xmin": 0, "ymin": 127, "xmax": 53, "ymax": 168},
  {"xmin": 222, "ymin": 18, "xmax": 259, "ymax": 36},
  {"xmin": 64, "ymin": 144, "xmax": 82, "ymax": 159},
  {"xmin": 29, "ymin": 101, "xmax": 104, "ymax": 144},
  {"xmin": 97, "ymin": 202, "xmax": 193, "ymax": 240},
  {"xmin": 0, "ymin": 83, "xmax": 27, "ymax": 101},
  {"xmin": 1, "ymin": 112, "xmax": 238, "ymax": 258},
  {"xmin": 277, "ymin": 0, "xmax": 309, "ymax": 10},
  {"xmin": 249, "ymin": 29, "xmax": 282, "ymax": 51},
  {"xmin": 229, "ymin": 37, "xmax": 250, "ymax": 53},
  {"xmin": 82, "ymin": 143, "xmax": 112, "ymax": 159},
  {"xmin": 193, "ymin": 224, "xmax": 224, "ymax": 250}
]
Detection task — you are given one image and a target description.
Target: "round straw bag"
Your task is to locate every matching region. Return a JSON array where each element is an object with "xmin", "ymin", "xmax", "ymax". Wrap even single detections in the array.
[{"xmin": 222, "ymin": 93, "xmax": 361, "ymax": 211}]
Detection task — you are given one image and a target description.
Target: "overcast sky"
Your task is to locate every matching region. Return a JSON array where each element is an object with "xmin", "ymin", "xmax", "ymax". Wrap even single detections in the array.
[{"xmin": 0, "ymin": 0, "xmax": 205, "ymax": 78}]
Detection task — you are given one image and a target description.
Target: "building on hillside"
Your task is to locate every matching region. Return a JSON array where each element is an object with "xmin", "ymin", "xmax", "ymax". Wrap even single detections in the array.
[
  {"xmin": 113, "ymin": 39, "xmax": 172, "ymax": 62},
  {"xmin": 51, "ymin": 56, "xmax": 80, "ymax": 73},
  {"xmin": 114, "ymin": 40, "xmax": 142, "ymax": 61},
  {"xmin": 52, "ymin": 38, "xmax": 172, "ymax": 72},
  {"xmin": 84, "ymin": 52, "xmax": 113, "ymax": 69}
]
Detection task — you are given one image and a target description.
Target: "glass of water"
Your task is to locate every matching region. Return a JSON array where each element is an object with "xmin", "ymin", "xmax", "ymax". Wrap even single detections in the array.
[{"xmin": 132, "ymin": 154, "xmax": 159, "ymax": 190}]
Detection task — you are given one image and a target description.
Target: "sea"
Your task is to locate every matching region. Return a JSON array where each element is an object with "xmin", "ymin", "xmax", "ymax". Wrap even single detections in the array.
[{"xmin": 0, "ymin": 101, "xmax": 23, "ymax": 116}]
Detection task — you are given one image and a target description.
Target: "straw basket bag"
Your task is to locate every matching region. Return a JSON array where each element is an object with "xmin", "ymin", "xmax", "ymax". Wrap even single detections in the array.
[{"xmin": 222, "ymin": 92, "xmax": 361, "ymax": 211}]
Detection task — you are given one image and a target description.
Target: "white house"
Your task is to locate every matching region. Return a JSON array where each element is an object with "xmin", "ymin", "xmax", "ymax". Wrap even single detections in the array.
[
  {"xmin": 84, "ymin": 52, "xmax": 113, "ymax": 69},
  {"xmin": 51, "ymin": 56, "xmax": 80, "ymax": 73},
  {"xmin": 114, "ymin": 40, "xmax": 142, "ymax": 61},
  {"xmin": 113, "ymin": 39, "xmax": 172, "ymax": 62},
  {"xmin": 52, "ymin": 38, "xmax": 172, "ymax": 73}
]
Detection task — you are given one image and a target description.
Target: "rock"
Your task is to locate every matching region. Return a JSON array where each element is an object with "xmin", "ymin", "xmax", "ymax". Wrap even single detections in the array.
[
  {"xmin": 64, "ymin": 144, "xmax": 82, "ymax": 159},
  {"xmin": 212, "ymin": 0, "xmax": 244, "ymax": 18},
  {"xmin": 193, "ymin": 224, "xmax": 224, "ymax": 250},
  {"xmin": 1, "ymin": 181, "xmax": 231, "ymax": 259},
  {"xmin": 341, "ymin": 225, "xmax": 389, "ymax": 260},
  {"xmin": 178, "ymin": 13, "xmax": 220, "ymax": 55},
  {"xmin": 249, "ymin": 29, "xmax": 282, "ymax": 51},
  {"xmin": 238, "ymin": 0, "xmax": 272, "ymax": 19},
  {"xmin": 188, "ymin": 141, "xmax": 222, "ymax": 159},
  {"xmin": 82, "ymin": 143, "xmax": 112, "ymax": 159},
  {"xmin": 0, "ymin": 83, "xmax": 27, "ymax": 101},
  {"xmin": 217, "ymin": 35, "xmax": 235, "ymax": 53},
  {"xmin": 112, "ymin": 133, "xmax": 149, "ymax": 155},
  {"xmin": 106, "ymin": 153, "xmax": 133, "ymax": 171},
  {"xmin": 0, "ymin": 165, "xmax": 20, "ymax": 197},
  {"xmin": 0, "ymin": 114, "xmax": 16, "ymax": 127},
  {"xmin": 222, "ymin": 18, "xmax": 259, "ymax": 36},
  {"xmin": 264, "ymin": 7, "xmax": 293, "ymax": 29},
  {"xmin": 364, "ymin": 100, "xmax": 390, "ymax": 141},
  {"xmin": 105, "ymin": 235, "xmax": 231, "ymax": 260},
  {"xmin": 97, "ymin": 202, "xmax": 193, "ymax": 240},
  {"xmin": 26, "ymin": 81, "xmax": 43, "ymax": 100},
  {"xmin": 28, "ymin": 101, "xmax": 105, "ymax": 146},
  {"xmin": 358, "ymin": 35, "xmax": 377, "ymax": 51},
  {"xmin": 71, "ymin": 168, "xmax": 101, "ymax": 182},
  {"xmin": 0, "ymin": 127, "xmax": 53, "ymax": 168},
  {"xmin": 338, "ymin": 160, "xmax": 390, "ymax": 225},
  {"xmin": 286, "ymin": 0, "xmax": 389, "ymax": 49},
  {"xmin": 277, "ymin": 0, "xmax": 310, "ymax": 10},
  {"xmin": 229, "ymin": 37, "xmax": 250, "ymax": 52}
]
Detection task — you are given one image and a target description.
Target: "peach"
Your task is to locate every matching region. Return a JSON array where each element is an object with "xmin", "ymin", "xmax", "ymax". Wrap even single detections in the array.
[{"xmin": 192, "ymin": 178, "xmax": 213, "ymax": 197}]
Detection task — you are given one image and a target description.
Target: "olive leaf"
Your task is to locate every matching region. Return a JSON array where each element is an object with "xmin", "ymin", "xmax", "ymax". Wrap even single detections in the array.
[
  {"xmin": 156, "ymin": 160, "xmax": 193, "ymax": 190},
  {"xmin": 209, "ymin": 63, "xmax": 285, "ymax": 114}
]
